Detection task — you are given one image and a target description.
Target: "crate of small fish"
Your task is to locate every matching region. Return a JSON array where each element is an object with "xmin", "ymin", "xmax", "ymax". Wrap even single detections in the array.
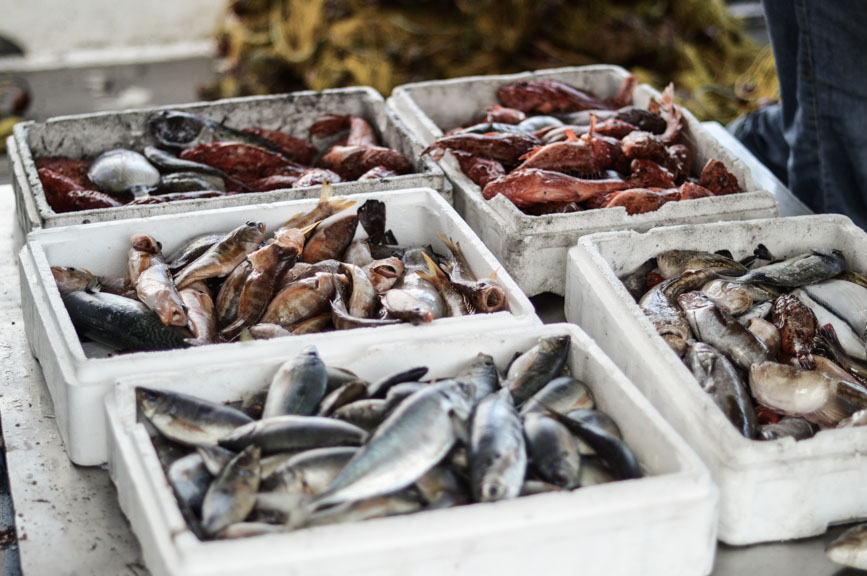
[
  {"xmin": 9, "ymin": 86, "xmax": 446, "ymax": 234},
  {"xmin": 388, "ymin": 65, "xmax": 779, "ymax": 296},
  {"xmin": 105, "ymin": 323, "xmax": 718, "ymax": 576},
  {"xmin": 19, "ymin": 187, "xmax": 537, "ymax": 465},
  {"xmin": 563, "ymin": 214, "xmax": 867, "ymax": 545}
]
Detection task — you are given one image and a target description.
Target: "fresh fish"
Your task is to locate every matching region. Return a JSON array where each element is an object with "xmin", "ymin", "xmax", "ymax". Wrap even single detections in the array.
[
  {"xmin": 520, "ymin": 479, "xmax": 563, "ymax": 496},
  {"xmin": 304, "ymin": 494, "xmax": 422, "ymax": 528},
  {"xmin": 381, "ymin": 289, "xmax": 435, "ymax": 324},
  {"xmin": 166, "ymin": 233, "xmax": 224, "ymax": 275},
  {"xmin": 247, "ymin": 323, "xmax": 292, "ymax": 340},
  {"xmin": 148, "ymin": 110, "xmax": 283, "ymax": 153},
  {"xmin": 63, "ymin": 290, "xmax": 189, "ymax": 351},
  {"xmin": 144, "ymin": 146, "xmax": 239, "ymax": 185},
  {"xmin": 280, "ymin": 183, "xmax": 355, "ymax": 231},
  {"xmin": 220, "ymin": 415, "xmax": 367, "ymax": 454},
  {"xmin": 196, "ymin": 445, "xmax": 235, "ymax": 476},
  {"xmin": 415, "ymin": 465, "xmax": 469, "ymax": 508},
  {"xmin": 656, "ymin": 249, "xmax": 746, "ymax": 279},
  {"xmin": 88, "ymin": 149, "xmax": 159, "ymax": 197},
  {"xmin": 619, "ymin": 257, "xmax": 657, "ymax": 302},
  {"xmin": 174, "ymin": 221, "xmax": 266, "ymax": 289},
  {"xmin": 701, "ymin": 279, "xmax": 753, "ymax": 315},
  {"xmin": 201, "ymin": 445, "xmax": 261, "ymax": 537},
  {"xmin": 343, "ymin": 240, "xmax": 373, "ymax": 268},
  {"xmin": 156, "ymin": 170, "xmax": 225, "ymax": 195},
  {"xmin": 469, "ymin": 388, "xmax": 526, "ymax": 502},
  {"xmin": 127, "ymin": 233, "xmax": 163, "ymax": 287},
  {"xmin": 792, "ymin": 289, "xmax": 867, "ymax": 361},
  {"xmin": 678, "ymin": 292, "xmax": 770, "ymax": 370},
  {"xmin": 51, "ymin": 266, "xmax": 98, "ymax": 294},
  {"xmin": 505, "ymin": 335, "xmax": 571, "ymax": 405},
  {"xmin": 814, "ymin": 356, "xmax": 867, "ymax": 387},
  {"xmin": 180, "ymin": 281, "xmax": 216, "ymax": 345},
  {"xmin": 454, "ymin": 353, "xmax": 499, "ymax": 404},
  {"xmin": 168, "ymin": 453, "xmax": 211, "ymax": 514},
  {"xmin": 457, "ymin": 122, "xmax": 527, "ymax": 135},
  {"xmin": 383, "ymin": 382, "xmax": 428, "ymax": 411},
  {"xmin": 578, "ymin": 457, "xmax": 616, "ymax": 487},
  {"xmin": 554, "ymin": 409, "xmax": 641, "ymax": 480},
  {"xmin": 746, "ymin": 318, "xmax": 781, "ymax": 357},
  {"xmin": 137, "ymin": 387, "xmax": 253, "ymax": 446},
  {"xmin": 520, "ymin": 376, "xmax": 595, "ymax": 415},
  {"xmin": 263, "ymin": 446, "xmax": 358, "ymax": 495},
  {"xmin": 684, "ymin": 342, "xmax": 758, "ymax": 439},
  {"xmin": 735, "ymin": 301, "xmax": 773, "ymax": 326},
  {"xmin": 726, "ymin": 249, "xmax": 845, "ymax": 287},
  {"xmin": 342, "ymin": 263, "xmax": 377, "ymax": 318},
  {"xmin": 262, "ymin": 347, "xmax": 328, "ymax": 418},
  {"xmin": 261, "ymin": 272, "xmax": 347, "ymax": 328},
  {"xmin": 316, "ymin": 381, "xmax": 368, "ymax": 416},
  {"xmin": 325, "ymin": 366, "xmax": 364, "ymax": 392},
  {"xmin": 363, "ymin": 257, "xmax": 405, "ymax": 294},
  {"xmin": 759, "ymin": 417, "xmax": 815, "ymax": 441},
  {"xmin": 314, "ymin": 382, "xmax": 471, "ymax": 508},
  {"xmin": 416, "ymin": 252, "xmax": 468, "ymax": 317},
  {"xmin": 814, "ymin": 325, "xmax": 867, "ymax": 384},
  {"xmin": 394, "ymin": 249, "xmax": 446, "ymax": 318},
  {"xmin": 517, "ymin": 115, "xmax": 564, "ymax": 132},
  {"xmin": 135, "ymin": 260, "xmax": 187, "ymax": 327},
  {"xmin": 639, "ymin": 270, "xmax": 718, "ymax": 356},
  {"xmin": 277, "ymin": 260, "xmax": 342, "ymax": 289},
  {"xmin": 523, "ymin": 413, "xmax": 581, "ymax": 489},
  {"xmin": 749, "ymin": 361, "xmax": 867, "ymax": 428},
  {"xmin": 826, "ymin": 523, "xmax": 867, "ymax": 570},
  {"xmin": 300, "ymin": 210, "xmax": 359, "ymax": 264},
  {"xmin": 803, "ymin": 279, "xmax": 867, "ymax": 338},
  {"xmin": 366, "ymin": 366, "xmax": 428, "ymax": 398},
  {"xmin": 332, "ymin": 398, "xmax": 391, "ymax": 431},
  {"xmin": 331, "ymin": 287, "xmax": 400, "ymax": 330},
  {"xmin": 772, "ymin": 293, "xmax": 818, "ymax": 369}
]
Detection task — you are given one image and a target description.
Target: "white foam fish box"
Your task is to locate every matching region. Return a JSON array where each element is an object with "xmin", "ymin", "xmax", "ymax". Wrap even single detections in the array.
[
  {"xmin": 105, "ymin": 323, "xmax": 718, "ymax": 576},
  {"xmin": 19, "ymin": 187, "xmax": 537, "ymax": 466},
  {"xmin": 388, "ymin": 65, "xmax": 779, "ymax": 297},
  {"xmin": 10, "ymin": 86, "xmax": 447, "ymax": 234},
  {"xmin": 565, "ymin": 214, "xmax": 867, "ymax": 545}
]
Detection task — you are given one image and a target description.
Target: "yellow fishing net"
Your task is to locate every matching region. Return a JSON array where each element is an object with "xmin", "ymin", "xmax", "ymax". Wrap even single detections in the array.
[{"xmin": 203, "ymin": 0, "xmax": 778, "ymax": 124}]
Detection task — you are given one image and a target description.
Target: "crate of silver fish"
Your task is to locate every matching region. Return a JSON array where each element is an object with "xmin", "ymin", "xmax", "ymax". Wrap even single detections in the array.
[
  {"xmin": 105, "ymin": 323, "xmax": 718, "ymax": 576},
  {"xmin": 388, "ymin": 64, "xmax": 779, "ymax": 297},
  {"xmin": 565, "ymin": 214, "xmax": 867, "ymax": 545},
  {"xmin": 10, "ymin": 86, "xmax": 447, "ymax": 234},
  {"xmin": 19, "ymin": 187, "xmax": 537, "ymax": 466}
]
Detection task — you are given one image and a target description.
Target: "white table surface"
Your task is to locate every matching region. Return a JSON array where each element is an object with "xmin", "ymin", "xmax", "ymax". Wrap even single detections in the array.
[{"xmin": 0, "ymin": 123, "xmax": 861, "ymax": 574}]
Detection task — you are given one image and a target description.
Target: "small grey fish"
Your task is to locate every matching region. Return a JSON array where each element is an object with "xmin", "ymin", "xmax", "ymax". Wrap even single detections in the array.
[
  {"xmin": 316, "ymin": 381, "xmax": 368, "ymax": 416},
  {"xmin": 305, "ymin": 494, "xmax": 423, "ymax": 528},
  {"xmin": 331, "ymin": 283, "xmax": 401, "ymax": 330},
  {"xmin": 196, "ymin": 445, "xmax": 236, "ymax": 476},
  {"xmin": 366, "ymin": 366, "xmax": 428, "ymax": 398},
  {"xmin": 168, "ymin": 453, "xmax": 211, "ymax": 514},
  {"xmin": 314, "ymin": 381, "xmax": 472, "ymax": 508},
  {"xmin": 520, "ymin": 376, "xmax": 594, "ymax": 416},
  {"xmin": 381, "ymin": 289, "xmax": 435, "ymax": 324},
  {"xmin": 201, "ymin": 445, "xmax": 261, "ymax": 537},
  {"xmin": 62, "ymin": 290, "xmax": 189, "ymax": 352},
  {"xmin": 725, "ymin": 249, "xmax": 845, "ymax": 288},
  {"xmin": 656, "ymin": 249, "xmax": 747, "ymax": 279},
  {"xmin": 759, "ymin": 417, "xmax": 816, "ymax": 441},
  {"xmin": 332, "ymin": 398, "xmax": 391, "ymax": 431},
  {"xmin": 157, "ymin": 171, "xmax": 226, "ymax": 194},
  {"xmin": 826, "ymin": 523, "xmax": 867, "ymax": 570},
  {"xmin": 383, "ymin": 383, "xmax": 428, "ymax": 411},
  {"xmin": 523, "ymin": 413, "xmax": 582, "ymax": 489},
  {"xmin": 505, "ymin": 335, "xmax": 571, "ymax": 405},
  {"xmin": 470, "ymin": 389, "xmax": 526, "ymax": 502},
  {"xmin": 220, "ymin": 416, "xmax": 367, "ymax": 454},
  {"xmin": 551, "ymin": 410, "xmax": 641, "ymax": 480},
  {"xmin": 88, "ymin": 149, "xmax": 160, "ymax": 196},
  {"xmin": 262, "ymin": 347, "xmax": 328, "ymax": 418},
  {"xmin": 678, "ymin": 292, "xmax": 770, "ymax": 371},
  {"xmin": 166, "ymin": 233, "xmax": 225, "ymax": 274},
  {"xmin": 137, "ymin": 387, "xmax": 253, "ymax": 446},
  {"xmin": 454, "ymin": 353, "xmax": 499, "ymax": 404},
  {"xmin": 735, "ymin": 301, "xmax": 773, "ymax": 327},
  {"xmin": 685, "ymin": 342, "xmax": 758, "ymax": 439},
  {"xmin": 263, "ymin": 446, "xmax": 358, "ymax": 495}
]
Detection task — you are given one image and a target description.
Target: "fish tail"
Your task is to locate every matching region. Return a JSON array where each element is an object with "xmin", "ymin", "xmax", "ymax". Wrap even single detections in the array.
[
  {"xmin": 299, "ymin": 221, "xmax": 320, "ymax": 236},
  {"xmin": 417, "ymin": 251, "xmax": 447, "ymax": 287}
]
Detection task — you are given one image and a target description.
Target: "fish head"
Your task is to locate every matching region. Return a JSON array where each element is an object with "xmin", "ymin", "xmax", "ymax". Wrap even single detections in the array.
[
  {"xmin": 271, "ymin": 228, "xmax": 306, "ymax": 256},
  {"xmin": 130, "ymin": 233, "xmax": 161, "ymax": 254},
  {"xmin": 478, "ymin": 475, "xmax": 510, "ymax": 503},
  {"xmin": 470, "ymin": 279, "xmax": 508, "ymax": 312}
]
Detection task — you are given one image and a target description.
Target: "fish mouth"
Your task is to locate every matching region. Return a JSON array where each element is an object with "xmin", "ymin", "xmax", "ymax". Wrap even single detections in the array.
[{"xmin": 476, "ymin": 286, "xmax": 506, "ymax": 312}]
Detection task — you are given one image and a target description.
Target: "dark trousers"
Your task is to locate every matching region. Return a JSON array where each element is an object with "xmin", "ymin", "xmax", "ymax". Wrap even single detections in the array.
[{"xmin": 734, "ymin": 0, "xmax": 867, "ymax": 228}]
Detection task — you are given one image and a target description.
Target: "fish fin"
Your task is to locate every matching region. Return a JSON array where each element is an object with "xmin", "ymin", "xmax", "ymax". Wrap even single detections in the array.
[
  {"xmin": 490, "ymin": 267, "xmax": 501, "ymax": 280},
  {"xmin": 586, "ymin": 114, "xmax": 597, "ymax": 139},
  {"xmin": 436, "ymin": 232, "xmax": 459, "ymax": 257},
  {"xmin": 519, "ymin": 145, "xmax": 542, "ymax": 161},
  {"xmin": 715, "ymin": 249, "xmax": 734, "ymax": 260},
  {"xmin": 565, "ymin": 129, "xmax": 579, "ymax": 142},
  {"xmin": 754, "ymin": 243, "xmax": 776, "ymax": 262},
  {"xmin": 417, "ymin": 251, "xmax": 448, "ymax": 285},
  {"xmin": 299, "ymin": 221, "xmax": 320, "ymax": 236},
  {"xmin": 810, "ymin": 383, "xmax": 863, "ymax": 426},
  {"xmin": 238, "ymin": 328, "xmax": 253, "ymax": 342}
]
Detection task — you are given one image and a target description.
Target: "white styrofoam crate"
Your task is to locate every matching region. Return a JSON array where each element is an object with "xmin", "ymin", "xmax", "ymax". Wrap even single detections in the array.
[
  {"xmin": 565, "ymin": 214, "xmax": 867, "ymax": 545},
  {"xmin": 20, "ymin": 187, "xmax": 538, "ymax": 466},
  {"xmin": 12, "ymin": 86, "xmax": 448, "ymax": 234},
  {"xmin": 388, "ymin": 65, "xmax": 779, "ymax": 297},
  {"xmin": 105, "ymin": 323, "xmax": 718, "ymax": 576}
]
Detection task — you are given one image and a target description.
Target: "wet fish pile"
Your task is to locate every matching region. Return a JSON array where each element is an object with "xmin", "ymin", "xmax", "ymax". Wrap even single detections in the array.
[
  {"xmin": 138, "ymin": 338, "xmax": 641, "ymax": 539},
  {"xmin": 622, "ymin": 245, "xmax": 867, "ymax": 440},
  {"xmin": 35, "ymin": 110, "xmax": 412, "ymax": 213},
  {"xmin": 52, "ymin": 185, "xmax": 507, "ymax": 354},
  {"xmin": 423, "ymin": 78, "xmax": 744, "ymax": 216}
]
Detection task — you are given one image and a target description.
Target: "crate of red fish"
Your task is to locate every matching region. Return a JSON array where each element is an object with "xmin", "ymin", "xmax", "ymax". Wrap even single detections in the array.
[
  {"xmin": 105, "ymin": 324, "xmax": 718, "ymax": 576},
  {"xmin": 389, "ymin": 65, "xmax": 779, "ymax": 296},
  {"xmin": 19, "ymin": 187, "xmax": 537, "ymax": 466},
  {"xmin": 565, "ymin": 214, "xmax": 867, "ymax": 545},
  {"xmin": 10, "ymin": 87, "xmax": 446, "ymax": 234}
]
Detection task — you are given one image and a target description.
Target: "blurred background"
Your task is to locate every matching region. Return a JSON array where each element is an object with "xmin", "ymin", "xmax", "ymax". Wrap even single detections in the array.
[{"xmin": 0, "ymin": 0, "xmax": 775, "ymax": 178}]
